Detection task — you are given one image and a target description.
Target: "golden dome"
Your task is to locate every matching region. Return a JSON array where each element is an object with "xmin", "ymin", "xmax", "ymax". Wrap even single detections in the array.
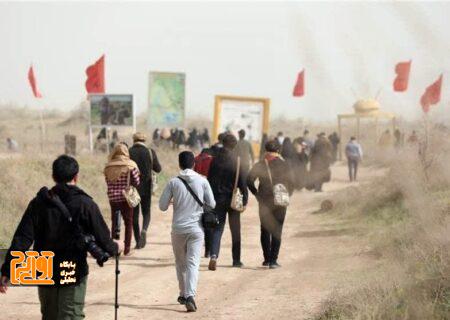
[
  {"xmin": 353, "ymin": 99, "xmax": 380, "ymax": 114},
  {"xmin": 353, "ymin": 99, "xmax": 380, "ymax": 115}
]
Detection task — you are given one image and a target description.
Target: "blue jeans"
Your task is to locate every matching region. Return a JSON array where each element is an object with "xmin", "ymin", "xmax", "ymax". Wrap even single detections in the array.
[
  {"xmin": 348, "ymin": 157, "xmax": 359, "ymax": 181},
  {"xmin": 210, "ymin": 202, "xmax": 241, "ymax": 262}
]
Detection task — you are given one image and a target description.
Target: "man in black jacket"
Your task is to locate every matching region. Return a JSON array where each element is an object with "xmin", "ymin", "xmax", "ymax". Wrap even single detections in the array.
[
  {"xmin": 235, "ymin": 129, "xmax": 254, "ymax": 178},
  {"xmin": 129, "ymin": 132, "xmax": 162, "ymax": 249},
  {"xmin": 207, "ymin": 134, "xmax": 248, "ymax": 270},
  {"xmin": 0, "ymin": 155, "xmax": 121, "ymax": 319},
  {"xmin": 247, "ymin": 140, "xmax": 294, "ymax": 269},
  {"xmin": 209, "ymin": 132, "xmax": 225, "ymax": 157}
]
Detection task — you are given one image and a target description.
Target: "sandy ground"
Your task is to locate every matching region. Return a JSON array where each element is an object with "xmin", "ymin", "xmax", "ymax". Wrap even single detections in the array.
[{"xmin": 0, "ymin": 163, "xmax": 385, "ymax": 319}]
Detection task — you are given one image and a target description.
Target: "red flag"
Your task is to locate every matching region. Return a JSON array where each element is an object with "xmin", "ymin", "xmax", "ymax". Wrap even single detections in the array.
[
  {"xmin": 293, "ymin": 69, "xmax": 305, "ymax": 97},
  {"xmin": 85, "ymin": 55, "xmax": 105, "ymax": 94},
  {"xmin": 393, "ymin": 60, "xmax": 411, "ymax": 92},
  {"xmin": 28, "ymin": 66, "xmax": 42, "ymax": 98},
  {"xmin": 420, "ymin": 74, "xmax": 443, "ymax": 113}
]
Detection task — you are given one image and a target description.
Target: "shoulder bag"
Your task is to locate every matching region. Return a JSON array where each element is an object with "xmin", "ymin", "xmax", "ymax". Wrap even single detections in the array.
[
  {"xmin": 178, "ymin": 177, "xmax": 219, "ymax": 229},
  {"xmin": 149, "ymin": 148, "xmax": 158, "ymax": 195},
  {"xmin": 231, "ymin": 156, "xmax": 245, "ymax": 212},
  {"xmin": 123, "ymin": 169, "xmax": 141, "ymax": 208}
]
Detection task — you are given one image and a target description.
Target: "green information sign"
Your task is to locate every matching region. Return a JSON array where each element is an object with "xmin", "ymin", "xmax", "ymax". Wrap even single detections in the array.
[{"xmin": 148, "ymin": 72, "xmax": 185, "ymax": 127}]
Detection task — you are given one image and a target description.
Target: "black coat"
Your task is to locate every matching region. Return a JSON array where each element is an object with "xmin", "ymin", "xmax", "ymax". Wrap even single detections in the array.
[
  {"xmin": 0, "ymin": 184, "xmax": 117, "ymax": 286},
  {"xmin": 247, "ymin": 157, "xmax": 294, "ymax": 205},
  {"xmin": 129, "ymin": 143, "xmax": 162, "ymax": 195},
  {"xmin": 208, "ymin": 148, "xmax": 248, "ymax": 206}
]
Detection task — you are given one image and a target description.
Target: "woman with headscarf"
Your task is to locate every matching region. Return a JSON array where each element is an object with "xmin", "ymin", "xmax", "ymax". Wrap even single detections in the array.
[
  {"xmin": 104, "ymin": 144, "xmax": 140, "ymax": 255},
  {"xmin": 309, "ymin": 133, "xmax": 333, "ymax": 192},
  {"xmin": 281, "ymin": 137, "xmax": 295, "ymax": 160},
  {"xmin": 292, "ymin": 139, "xmax": 309, "ymax": 190},
  {"xmin": 280, "ymin": 137, "xmax": 296, "ymax": 184}
]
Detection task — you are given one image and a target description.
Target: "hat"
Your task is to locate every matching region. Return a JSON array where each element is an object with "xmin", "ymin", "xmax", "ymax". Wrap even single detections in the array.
[{"xmin": 133, "ymin": 132, "xmax": 146, "ymax": 142}]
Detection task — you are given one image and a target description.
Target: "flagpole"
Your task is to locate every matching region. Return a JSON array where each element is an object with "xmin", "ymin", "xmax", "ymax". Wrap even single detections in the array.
[
  {"xmin": 38, "ymin": 101, "xmax": 46, "ymax": 152},
  {"xmin": 374, "ymin": 87, "xmax": 382, "ymax": 100},
  {"xmin": 423, "ymin": 112, "xmax": 429, "ymax": 182}
]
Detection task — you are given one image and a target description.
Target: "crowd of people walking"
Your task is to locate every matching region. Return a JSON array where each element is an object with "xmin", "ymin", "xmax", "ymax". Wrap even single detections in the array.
[
  {"xmin": 101, "ymin": 129, "xmax": 342, "ymax": 311},
  {"xmin": 0, "ymin": 126, "xmax": 365, "ymax": 317}
]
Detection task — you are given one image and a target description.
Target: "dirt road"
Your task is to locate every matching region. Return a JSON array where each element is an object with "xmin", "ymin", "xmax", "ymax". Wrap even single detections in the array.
[{"xmin": 0, "ymin": 163, "xmax": 384, "ymax": 319}]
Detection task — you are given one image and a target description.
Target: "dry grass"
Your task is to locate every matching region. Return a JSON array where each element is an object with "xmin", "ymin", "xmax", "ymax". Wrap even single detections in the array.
[
  {"xmin": 314, "ymin": 125, "xmax": 450, "ymax": 320},
  {"xmin": 0, "ymin": 150, "xmax": 182, "ymax": 248}
]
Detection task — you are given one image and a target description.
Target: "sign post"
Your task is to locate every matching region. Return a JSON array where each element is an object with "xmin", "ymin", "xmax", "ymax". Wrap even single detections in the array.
[{"xmin": 213, "ymin": 95, "xmax": 270, "ymax": 156}]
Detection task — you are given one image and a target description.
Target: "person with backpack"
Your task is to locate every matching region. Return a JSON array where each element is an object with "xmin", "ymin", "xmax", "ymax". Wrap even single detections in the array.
[
  {"xmin": 159, "ymin": 151, "xmax": 216, "ymax": 312},
  {"xmin": 193, "ymin": 147, "xmax": 215, "ymax": 257},
  {"xmin": 207, "ymin": 134, "xmax": 248, "ymax": 270},
  {"xmin": 0, "ymin": 155, "xmax": 122, "ymax": 319},
  {"xmin": 129, "ymin": 132, "xmax": 162, "ymax": 249},
  {"xmin": 247, "ymin": 140, "xmax": 294, "ymax": 268},
  {"xmin": 194, "ymin": 148, "xmax": 214, "ymax": 177}
]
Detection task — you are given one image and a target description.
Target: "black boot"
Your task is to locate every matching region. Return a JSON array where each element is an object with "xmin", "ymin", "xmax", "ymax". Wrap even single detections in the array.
[
  {"xmin": 139, "ymin": 230, "xmax": 147, "ymax": 248},
  {"xmin": 185, "ymin": 296, "xmax": 197, "ymax": 312},
  {"xmin": 269, "ymin": 261, "xmax": 281, "ymax": 269},
  {"xmin": 232, "ymin": 261, "xmax": 244, "ymax": 268}
]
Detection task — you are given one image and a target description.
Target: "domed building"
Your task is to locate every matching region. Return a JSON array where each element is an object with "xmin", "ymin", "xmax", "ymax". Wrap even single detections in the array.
[{"xmin": 337, "ymin": 98, "xmax": 396, "ymax": 159}]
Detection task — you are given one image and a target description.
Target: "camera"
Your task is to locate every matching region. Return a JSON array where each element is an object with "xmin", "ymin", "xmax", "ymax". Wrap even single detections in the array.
[{"xmin": 81, "ymin": 234, "xmax": 110, "ymax": 267}]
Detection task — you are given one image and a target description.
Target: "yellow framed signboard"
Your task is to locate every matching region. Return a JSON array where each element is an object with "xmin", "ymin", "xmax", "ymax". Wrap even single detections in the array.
[{"xmin": 213, "ymin": 95, "xmax": 270, "ymax": 155}]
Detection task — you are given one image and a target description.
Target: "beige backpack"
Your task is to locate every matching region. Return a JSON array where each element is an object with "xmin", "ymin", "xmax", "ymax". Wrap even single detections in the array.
[{"xmin": 265, "ymin": 159, "xmax": 290, "ymax": 207}]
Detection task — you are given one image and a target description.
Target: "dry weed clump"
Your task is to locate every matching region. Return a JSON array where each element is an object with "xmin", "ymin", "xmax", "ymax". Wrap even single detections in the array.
[
  {"xmin": 0, "ymin": 148, "xmax": 181, "ymax": 248},
  {"xmin": 315, "ymin": 126, "xmax": 450, "ymax": 319}
]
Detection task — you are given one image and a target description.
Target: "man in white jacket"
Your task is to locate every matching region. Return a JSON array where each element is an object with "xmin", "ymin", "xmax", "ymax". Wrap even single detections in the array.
[{"xmin": 159, "ymin": 151, "xmax": 216, "ymax": 312}]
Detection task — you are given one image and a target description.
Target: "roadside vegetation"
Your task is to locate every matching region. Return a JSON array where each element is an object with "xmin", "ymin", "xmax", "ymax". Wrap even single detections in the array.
[{"xmin": 315, "ymin": 126, "xmax": 450, "ymax": 320}]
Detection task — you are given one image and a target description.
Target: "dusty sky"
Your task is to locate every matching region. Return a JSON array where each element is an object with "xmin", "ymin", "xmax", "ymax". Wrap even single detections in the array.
[{"xmin": 0, "ymin": 1, "xmax": 449, "ymax": 121}]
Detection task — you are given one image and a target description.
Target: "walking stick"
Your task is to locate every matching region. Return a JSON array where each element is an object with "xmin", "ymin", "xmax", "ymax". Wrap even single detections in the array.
[
  {"xmin": 114, "ymin": 253, "xmax": 120, "ymax": 320},
  {"xmin": 113, "ymin": 210, "xmax": 121, "ymax": 320}
]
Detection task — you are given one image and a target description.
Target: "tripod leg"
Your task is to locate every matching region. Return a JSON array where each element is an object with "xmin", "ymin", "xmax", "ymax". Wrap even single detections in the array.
[{"xmin": 115, "ymin": 255, "xmax": 120, "ymax": 320}]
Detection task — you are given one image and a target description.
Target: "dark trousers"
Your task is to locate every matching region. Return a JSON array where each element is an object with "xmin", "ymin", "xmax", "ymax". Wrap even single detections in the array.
[
  {"xmin": 259, "ymin": 202, "xmax": 286, "ymax": 263},
  {"xmin": 210, "ymin": 202, "xmax": 241, "ymax": 262},
  {"xmin": 348, "ymin": 158, "xmax": 359, "ymax": 181},
  {"xmin": 204, "ymin": 228, "xmax": 213, "ymax": 256},
  {"xmin": 38, "ymin": 276, "xmax": 87, "ymax": 320},
  {"xmin": 110, "ymin": 201, "xmax": 133, "ymax": 254},
  {"xmin": 133, "ymin": 191, "xmax": 151, "ymax": 244},
  {"xmin": 241, "ymin": 165, "xmax": 250, "ymax": 185}
]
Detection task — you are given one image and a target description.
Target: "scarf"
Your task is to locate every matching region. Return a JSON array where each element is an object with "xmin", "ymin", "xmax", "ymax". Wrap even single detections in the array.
[
  {"xmin": 104, "ymin": 144, "xmax": 139, "ymax": 183},
  {"xmin": 264, "ymin": 152, "xmax": 282, "ymax": 162}
]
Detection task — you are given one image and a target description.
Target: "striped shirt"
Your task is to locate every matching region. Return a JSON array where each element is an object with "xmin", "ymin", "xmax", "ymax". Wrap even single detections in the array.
[{"xmin": 106, "ymin": 168, "xmax": 140, "ymax": 203}]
